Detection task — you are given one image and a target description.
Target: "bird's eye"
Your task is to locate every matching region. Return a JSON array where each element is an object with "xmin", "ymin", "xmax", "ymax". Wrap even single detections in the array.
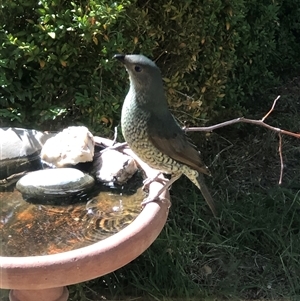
[{"xmin": 134, "ymin": 65, "xmax": 142, "ymax": 72}]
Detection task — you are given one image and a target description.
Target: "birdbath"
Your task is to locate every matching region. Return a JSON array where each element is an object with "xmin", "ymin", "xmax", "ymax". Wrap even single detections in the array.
[{"xmin": 0, "ymin": 145, "xmax": 170, "ymax": 301}]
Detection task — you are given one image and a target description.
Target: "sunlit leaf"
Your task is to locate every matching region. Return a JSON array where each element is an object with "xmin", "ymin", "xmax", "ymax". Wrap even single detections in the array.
[
  {"xmin": 60, "ymin": 60, "xmax": 67, "ymax": 67},
  {"xmin": 47, "ymin": 32, "xmax": 56, "ymax": 39},
  {"xmin": 39, "ymin": 60, "xmax": 46, "ymax": 68}
]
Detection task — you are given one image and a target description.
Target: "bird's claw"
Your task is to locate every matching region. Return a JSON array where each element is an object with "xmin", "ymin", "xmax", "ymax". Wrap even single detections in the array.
[
  {"xmin": 141, "ymin": 196, "xmax": 171, "ymax": 209},
  {"xmin": 142, "ymin": 173, "xmax": 165, "ymax": 192}
]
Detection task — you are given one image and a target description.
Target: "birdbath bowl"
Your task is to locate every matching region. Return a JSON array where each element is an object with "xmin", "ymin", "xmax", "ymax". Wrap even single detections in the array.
[{"xmin": 0, "ymin": 143, "xmax": 170, "ymax": 301}]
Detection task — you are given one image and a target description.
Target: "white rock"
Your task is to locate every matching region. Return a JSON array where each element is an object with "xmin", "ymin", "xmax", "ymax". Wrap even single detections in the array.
[
  {"xmin": 41, "ymin": 126, "xmax": 95, "ymax": 167},
  {"xmin": 93, "ymin": 149, "xmax": 138, "ymax": 185}
]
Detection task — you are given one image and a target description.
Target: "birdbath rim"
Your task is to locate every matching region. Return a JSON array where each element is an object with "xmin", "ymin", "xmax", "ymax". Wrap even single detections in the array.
[{"xmin": 0, "ymin": 147, "xmax": 170, "ymax": 290}]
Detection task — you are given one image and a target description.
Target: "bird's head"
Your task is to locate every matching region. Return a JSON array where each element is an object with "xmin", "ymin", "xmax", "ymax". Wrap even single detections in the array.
[{"xmin": 114, "ymin": 54, "xmax": 164, "ymax": 95}]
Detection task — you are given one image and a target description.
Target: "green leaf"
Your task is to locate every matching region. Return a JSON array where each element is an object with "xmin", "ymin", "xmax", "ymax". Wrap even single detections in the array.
[{"xmin": 47, "ymin": 32, "xmax": 56, "ymax": 39}]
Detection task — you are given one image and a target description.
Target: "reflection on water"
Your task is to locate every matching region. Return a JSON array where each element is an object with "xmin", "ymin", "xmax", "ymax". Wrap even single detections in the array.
[{"xmin": 0, "ymin": 174, "xmax": 145, "ymax": 257}]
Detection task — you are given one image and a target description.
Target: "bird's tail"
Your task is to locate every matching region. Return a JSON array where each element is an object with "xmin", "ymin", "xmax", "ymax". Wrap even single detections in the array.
[{"xmin": 195, "ymin": 174, "xmax": 217, "ymax": 217}]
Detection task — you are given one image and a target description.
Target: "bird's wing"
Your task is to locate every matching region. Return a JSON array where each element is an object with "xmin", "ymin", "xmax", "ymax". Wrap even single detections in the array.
[{"xmin": 148, "ymin": 112, "xmax": 210, "ymax": 175}]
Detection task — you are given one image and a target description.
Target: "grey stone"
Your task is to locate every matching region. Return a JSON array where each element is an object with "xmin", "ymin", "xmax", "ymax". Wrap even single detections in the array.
[
  {"xmin": 0, "ymin": 128, "xmax": 54, "ymax": 187},
  {"xmin": 16, "ymin": 168, "xmax": 95, "ymax": 198}
]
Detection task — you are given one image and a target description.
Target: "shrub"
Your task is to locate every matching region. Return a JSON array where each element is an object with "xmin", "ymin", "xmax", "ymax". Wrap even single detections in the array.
[
  {"xmin": 0, "ymin": 0, "xmax": 133, "ymax": 132},
  {"xmin": 0, "ymin": 0, "xmax": 299, "ymax": 131},
  {"xmin": 275, "ymin": 0, "xmax": 300, "ymax": 75}
]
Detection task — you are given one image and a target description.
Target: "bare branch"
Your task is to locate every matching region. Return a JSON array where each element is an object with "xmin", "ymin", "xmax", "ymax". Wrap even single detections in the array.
[
  {"xmin": 112, "ymin": 126, "xmax": 118, "ymax": 145},
  {"xmin": 278, "ymin": 133, "xmax": 283, "ymax": 185},
  {"xmin": 210, "ymin": 137, "xmax": 234, "ymax": 167},
  {"xmin": 174, "ymin": 89, "xmax": 195, "ymax": 100},
  {"xmin": 185, "ymin": 96, "xmax": 300, "ymax": 140},
  {"xmin": 184, "ymin": 96, "xmax": 300, "ymax": 185},
  {"xmin": 261, "ymin": 95, "xmax": 280, "ymax": 121}
]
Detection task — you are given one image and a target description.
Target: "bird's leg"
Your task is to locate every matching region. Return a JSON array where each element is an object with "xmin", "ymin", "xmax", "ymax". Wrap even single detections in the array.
[
  {"xmin": 141, "ymin": 174, "xmax": 181, "ymax": 205},
  {"xmin": 142, "ymin": 172, "xmax": 166, "ymax": 192}
]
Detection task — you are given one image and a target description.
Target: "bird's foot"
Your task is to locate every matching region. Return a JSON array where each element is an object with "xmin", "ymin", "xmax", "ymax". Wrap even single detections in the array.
[
  {"xmin": 141, "ymin": 195, "xmax": 171, "ymax": 209},
  {"xmin": 142, "ymin": 173, "xmax": 181, "ymax": 206},
  {"xmin": 141, "ymin": 174, "xmax": 181, "ymax": 208},
  {"xmin": 142, "ymin": 173, "xmax": 166, "ymax": 192}
]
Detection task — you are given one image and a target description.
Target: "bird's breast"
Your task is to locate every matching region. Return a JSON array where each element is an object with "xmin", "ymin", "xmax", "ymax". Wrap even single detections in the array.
[
  {"xmin": 121, "ymin": 93, "xmax": 185, "ymax": 175},
  {"xmin": 121, "ymin": 95, "xmax": 149, "ymax": 141}
]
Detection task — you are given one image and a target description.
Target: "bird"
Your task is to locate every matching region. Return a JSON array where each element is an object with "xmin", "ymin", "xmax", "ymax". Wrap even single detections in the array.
[{"xmin": 114, "ymin": 54, "xmax": 217, "ymax": 217}]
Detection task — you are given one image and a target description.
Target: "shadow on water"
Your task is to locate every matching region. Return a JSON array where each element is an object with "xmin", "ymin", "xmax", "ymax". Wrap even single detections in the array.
[{"xmin": 0, "ymin": 172, "xmax": 145, "ymax": 257}]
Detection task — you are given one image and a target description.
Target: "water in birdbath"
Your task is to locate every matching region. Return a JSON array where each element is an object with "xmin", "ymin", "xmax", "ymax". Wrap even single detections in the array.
[{"xmin": 0, "ymin": 173, "xmax": 145, "ymax": 257}]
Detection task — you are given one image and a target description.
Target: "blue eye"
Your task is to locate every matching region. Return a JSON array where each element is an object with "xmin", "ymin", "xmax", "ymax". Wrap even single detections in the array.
[{"xmin": 134, "ymin": 65, "xmax": 142, "ymax": 72}]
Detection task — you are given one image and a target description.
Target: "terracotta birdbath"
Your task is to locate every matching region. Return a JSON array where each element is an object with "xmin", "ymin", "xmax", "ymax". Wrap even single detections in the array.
[{"xmin": 0, "ymin": 145, "xmax": 170, "ymax": 301}]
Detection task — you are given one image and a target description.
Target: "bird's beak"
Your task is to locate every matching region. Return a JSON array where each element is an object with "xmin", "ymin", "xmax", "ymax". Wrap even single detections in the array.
[{"xmin": 113, "ymin": 54, "xmax": 126, "ymax": 63}]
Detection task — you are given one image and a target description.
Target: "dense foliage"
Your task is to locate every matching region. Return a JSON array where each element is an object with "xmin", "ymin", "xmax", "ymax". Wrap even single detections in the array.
[{"xmin": 0, "ymin": 0, "xmax": 299, "ymax": 131}]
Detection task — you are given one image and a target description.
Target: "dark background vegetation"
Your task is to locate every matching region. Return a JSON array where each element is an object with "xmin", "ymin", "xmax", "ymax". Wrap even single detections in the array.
[{"xmin": 1, "ymin": 0, "xmax": 300, "ymax": 300}]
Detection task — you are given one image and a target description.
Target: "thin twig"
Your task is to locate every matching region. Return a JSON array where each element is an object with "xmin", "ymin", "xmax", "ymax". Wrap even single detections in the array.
[
  {"xmin": 185, "ymin": 115, "xmax": 300, "ymax": 139},
  {"xmin": 278, "ymin": 133, "xmax": 283, "ymax": 184},
  {"xmin": 100, "ymin": 142, "xmax": 128, "ymax": 154},
  {"xmin": 210, "ymin": 144, "xmax": 233, "ymax": 167},
  {"xmin": 261, "ymin": 95, "xmax": 280, "ymax": 121},
  {"xmin": 174, "ymin": 89, "xmax": 195, "ymax": 100},
  {"xmin": 112, "ymin": 126, "xmax": 118, "ymax": 145},
  {"xmin": 184, "ymin": 96, "xmax": 300, "ymax": 184}
]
